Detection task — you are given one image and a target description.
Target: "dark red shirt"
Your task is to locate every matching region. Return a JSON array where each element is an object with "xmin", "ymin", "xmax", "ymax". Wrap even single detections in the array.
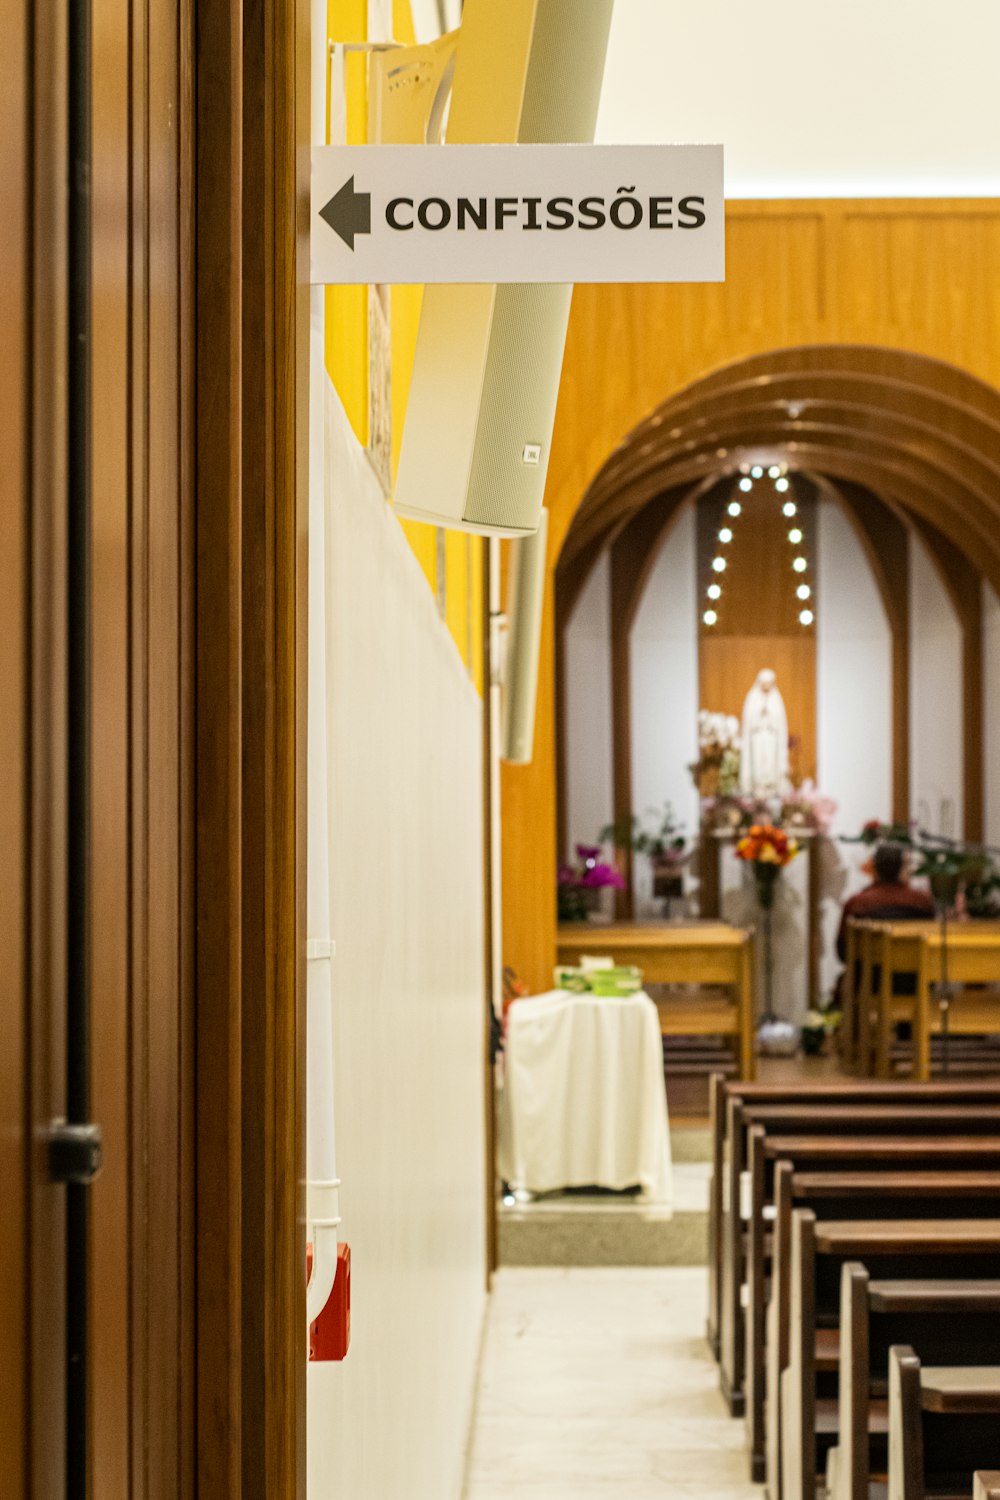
[{"xmin": 836, "ymin": 880, "xmax": 935, "ymax": 960}]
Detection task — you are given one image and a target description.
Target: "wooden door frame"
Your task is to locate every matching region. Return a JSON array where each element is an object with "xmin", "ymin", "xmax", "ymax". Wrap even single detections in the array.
[{"xmin": 194, "ymin": 0, "xmax": 308, "ymax": 1495}]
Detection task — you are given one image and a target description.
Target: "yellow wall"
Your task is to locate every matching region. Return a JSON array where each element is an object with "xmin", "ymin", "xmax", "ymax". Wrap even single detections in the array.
[
  {"xmin": 502, "ymin": 197, "xmax": 1000, "ymax": 992},
  {"xmin": 324, "ymin": 0, "xmax": 483, "ymax": 689}
]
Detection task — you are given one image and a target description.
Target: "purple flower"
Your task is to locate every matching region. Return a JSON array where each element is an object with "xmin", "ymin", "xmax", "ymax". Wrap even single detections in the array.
[
  {"xmin": 557, "ymin": 864, "xmax": 581, "ymax": 887},
  {"xmin": 580, "ymin": 862, "xmax": 625, "ymax": 890},
  {"xmin": 575, "ymin": 843, "xmax": 602, "ymax": 865}
]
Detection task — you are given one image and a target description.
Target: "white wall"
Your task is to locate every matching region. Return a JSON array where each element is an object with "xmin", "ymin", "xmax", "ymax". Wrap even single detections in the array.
[
  {"xmin": 984, "ymin": 582, "xmax": 1000, "ymax": 847},
  {"xmin": 564, "ymin": 550, "xmax": 614, "ymax": 854},
  {"xmin": 629, "ymin": 505, "xmax": 700, "ymax": 914},
  {"xmin": 597, "ymin": 0, "xmax": 1000, "ymax": 197},
  {"xmin": 815, "ymin": 499, "xmax": 894, "ymax": 994},
  {"xmin": 308, "ymin": 383, "xmax": 487, "ymax": 1500},
  {"xmin": 910, "ymin": 530, "xmax": 963, "ymax": 838}
]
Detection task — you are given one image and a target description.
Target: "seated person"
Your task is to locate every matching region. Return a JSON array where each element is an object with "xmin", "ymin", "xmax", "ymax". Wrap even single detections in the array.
[{"xmin": 836, "ymin": 841, "xmax": 935, "ymax": 961}]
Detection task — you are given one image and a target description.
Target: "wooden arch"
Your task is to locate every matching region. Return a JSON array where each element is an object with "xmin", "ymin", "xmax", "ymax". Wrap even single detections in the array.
[{"xmin": 502, "ymin": 199, "xmax": 1000, "ymax": 993}]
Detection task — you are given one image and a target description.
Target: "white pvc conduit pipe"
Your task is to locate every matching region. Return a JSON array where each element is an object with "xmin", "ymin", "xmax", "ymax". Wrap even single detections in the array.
[{"xmin": 306, "ymin": 0, "xmax": 341, "ymax": 1329}]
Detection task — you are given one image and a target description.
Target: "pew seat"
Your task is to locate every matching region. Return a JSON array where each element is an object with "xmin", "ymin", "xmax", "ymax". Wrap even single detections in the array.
[
  {"xmin": 778, "ymin": 1218, "xmax": 1000, "ymax": 1500},
  {"xmin": 889, "ymin": 1348, "xmax": 1000, "ymax": 1499},
  {"xmin": 827, "ymin": 1272, "xmax": 1000, "ymax": 1500}
]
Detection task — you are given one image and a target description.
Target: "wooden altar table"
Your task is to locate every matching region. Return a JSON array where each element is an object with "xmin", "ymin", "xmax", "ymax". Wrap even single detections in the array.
[{"xmin": 556, "ymin": 922, "xmax": 757, "ymax": 1079}]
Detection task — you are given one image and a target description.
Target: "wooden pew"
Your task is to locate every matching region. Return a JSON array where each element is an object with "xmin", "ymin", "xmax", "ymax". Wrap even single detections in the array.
[
  {"xmin": 829, "ymin": 1271, "xmax": 1000, "ymax": 1500},
  {"xmin": 781, "ymin": 1218, "xmax": 1000, "ymax": 1500},
  {"xmin": 888, "ymin": 1347, "xmax": 1000, "ymax": 1500},
  {"xmin": 706, "ymin": 1077, "xmax": 1000, "ymax": 1365},
  {"xmin": 860, "ymin": 924, "xmax": 1000, "ymax": 1079},
  {"xmin": 720, "ymin": 1101, "xmax": 1000, "ymax": 1413},
  {"xmin": 748, "ymin": 1164, "xmax": 1000, "ymax": 1486},
  {"xmin": 912, "ymin": 932, "xmax": 1000, "ymax": 1081}
]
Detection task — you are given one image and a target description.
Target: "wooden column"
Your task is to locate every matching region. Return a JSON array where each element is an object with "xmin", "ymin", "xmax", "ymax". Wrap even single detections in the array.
[
  {"xmin": 609, "ymin": 497, "xmax": 689, "ymax": 917},
  {"xmin": 911, "ymin": 517, "xmax": 985, "ymax": 842},
  {"xmin": 827, "ymin": 481, "xmax": 912, "ymax": 824}
]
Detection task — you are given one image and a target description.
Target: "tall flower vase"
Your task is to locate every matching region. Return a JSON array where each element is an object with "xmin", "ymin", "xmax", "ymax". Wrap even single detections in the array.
[
  {"xmin": 754, "ymin": 863, "xmax": 780, "ymax": 1024},
  {"xmin": 735, "ymin": 824, "xmax": 801, "ymax": 1060}
]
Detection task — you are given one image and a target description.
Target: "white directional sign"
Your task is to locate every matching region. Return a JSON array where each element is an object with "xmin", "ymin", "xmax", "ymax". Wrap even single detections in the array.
[{"xmin": 310, "ymin": 144, "xmax": 723, "ymax": 285}]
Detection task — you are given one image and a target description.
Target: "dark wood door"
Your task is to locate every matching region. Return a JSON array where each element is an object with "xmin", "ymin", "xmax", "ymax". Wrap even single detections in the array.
[{"xmin": 2, "ymin": 0, "xmax": 306, "ymax": 1496}]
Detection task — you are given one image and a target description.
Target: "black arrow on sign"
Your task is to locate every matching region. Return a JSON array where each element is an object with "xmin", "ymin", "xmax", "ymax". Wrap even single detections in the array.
[{"xmin": 319, "ymin": 176, "xmax": 372, "ymax": 251}]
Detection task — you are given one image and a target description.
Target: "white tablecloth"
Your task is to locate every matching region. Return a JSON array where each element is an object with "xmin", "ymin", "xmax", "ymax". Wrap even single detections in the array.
[{"xmin": 498, "ymin": 990, "xmax": 672, "ymax": 1203}]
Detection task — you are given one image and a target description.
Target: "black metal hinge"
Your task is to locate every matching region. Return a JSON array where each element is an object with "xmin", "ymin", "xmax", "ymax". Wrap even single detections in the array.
[{"xmin": 47, "ymin": 1122, "xmax": 103, "ymax": 1184}]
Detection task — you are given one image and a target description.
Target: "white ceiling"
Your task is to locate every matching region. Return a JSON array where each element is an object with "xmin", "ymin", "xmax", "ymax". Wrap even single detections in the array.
[{"xmin": 596, "ymin": 0, "xmax": 1000, "ymax": 197}]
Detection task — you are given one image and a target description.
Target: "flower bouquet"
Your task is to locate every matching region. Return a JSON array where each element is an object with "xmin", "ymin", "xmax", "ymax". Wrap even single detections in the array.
[
  {"xmin": 601, "ymin": 804, "xmax": 689, "ymax": 909},
  {"xmin": 736, "ymin": 823, "xmax": 800, "ymax": 1043},
  {"xmin": 557, "ymin": 844, "xmax": 625, "ymax": 923}
]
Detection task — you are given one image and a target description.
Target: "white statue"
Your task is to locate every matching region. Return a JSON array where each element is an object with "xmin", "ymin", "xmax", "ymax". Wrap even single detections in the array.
[{"xmin": 739, "ymin": 668, "xmax": 789, "ymax": 797}]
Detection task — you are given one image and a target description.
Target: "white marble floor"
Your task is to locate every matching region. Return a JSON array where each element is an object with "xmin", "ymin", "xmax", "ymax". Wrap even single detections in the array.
[{"xmin": 463, "ymin": 1267, "xmax": 763, "ymax": 1500}]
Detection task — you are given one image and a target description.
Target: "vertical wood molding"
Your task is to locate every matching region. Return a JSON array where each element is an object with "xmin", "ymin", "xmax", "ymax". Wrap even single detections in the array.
[
  {"xmin": 608, "ymin": 496, "xmax": 689, "ymax": 917},
  {"xmin": 823, "ymin": 480, "xmax": 912, "ymax": 824},
  {"xmin": 911, "ymin": 515, "xmax": 984, "ymax": 842},
  {"xmin": 195, "ymin": 0, "xmax": 245, "ymax": 1490},
  {"xmin": 0, "ymin": 3, "xmax": 31, "ymax": 1486}
]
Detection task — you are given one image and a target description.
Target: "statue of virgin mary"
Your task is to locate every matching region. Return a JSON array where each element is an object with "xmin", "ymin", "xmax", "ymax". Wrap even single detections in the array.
[{"xmin": 739, "ymin": 668, "xmax": 789, "ymax": 797}]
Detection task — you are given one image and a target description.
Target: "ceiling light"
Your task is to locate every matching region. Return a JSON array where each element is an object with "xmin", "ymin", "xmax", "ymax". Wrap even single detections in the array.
[
  {"xmin": 799, "ymin": 609, "xmax": 814, "ymax": 625},
  {"xmin": 707, "ymin": 583, "xmax": 722, "ymax": 600},
  {"xmin": 783, "ymin": 501, "xmax": 797, "ymax": 517},
  {"xmin": 788, "ymin": 527, "xmax": 803, "ymax": 543},
  {"xmin": 739, "ymin": 477, "xmax": 753, "ymax": 492},
  {"xmin": 797, "ymin": 583, "xmax": 811, "ymax": 600},
  {"xmin": 703, "ymin": 610, "xmax": 718, "ymax": 626},
  {"xmin": 793, "ymin": 557, "xmax": 808, "ymax": 573},
  {"xmin": 728, "ymin": 501, "xmax": 742, "ymax": 517},
  {"xmin": 719, "ymin": 527, "xmax": 733, "ymax": 543},
  {"xmin": 768, "ymin": 465, "xmax": 781, "ymax": 479},
  {"xmin": 712, "ymin": 557, "xmax": 727, "ymax": 573},
  {"xmin": 751, "ymin": 465, "xmax": 763, "ymax": 479},
  {"xmin": 775, "ymin": 477, "xmax": 790, "ymax": 493}
]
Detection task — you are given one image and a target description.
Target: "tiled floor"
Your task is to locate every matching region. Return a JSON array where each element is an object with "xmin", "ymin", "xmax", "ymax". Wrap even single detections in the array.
[{"xmin": 463, "ymin": 1267, "xmax": 763, "ymax": 1499}]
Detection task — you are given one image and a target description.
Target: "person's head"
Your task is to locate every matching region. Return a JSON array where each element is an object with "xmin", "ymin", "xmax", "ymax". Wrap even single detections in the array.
[{"xmin": 873, "ymin": 842, "xmax": 906, "ymax": 884}]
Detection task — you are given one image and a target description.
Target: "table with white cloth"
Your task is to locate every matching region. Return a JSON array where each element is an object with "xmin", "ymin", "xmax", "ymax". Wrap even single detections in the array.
[{"xmin": 498, "ymin": 989, "xmax": 672, "ymax": 1204}]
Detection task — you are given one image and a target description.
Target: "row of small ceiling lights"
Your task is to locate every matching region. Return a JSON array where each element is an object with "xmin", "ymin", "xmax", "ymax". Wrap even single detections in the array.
[{"xmin": 702, "ymin": 465, "xmax": 814, "ymax": 627}]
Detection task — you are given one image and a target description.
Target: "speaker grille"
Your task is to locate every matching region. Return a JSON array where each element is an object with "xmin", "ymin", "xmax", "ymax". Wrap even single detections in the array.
[
  {"xmin": 462, "ymin": 283, "xmax": 571, "ymax": 532},
  {"xmin": 519, "ymin": 0, "xmax": 615, "ymax": 146},
  {"xmin": 463, "ymin": 0, "xmax": 612, "ymax": 532}
]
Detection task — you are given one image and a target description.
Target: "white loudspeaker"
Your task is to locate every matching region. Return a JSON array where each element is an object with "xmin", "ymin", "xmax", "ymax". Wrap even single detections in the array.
[
  {"xmin": 393, "ymin": 0, "xmax": 615, "ymax": 538},
  {"xmin": 502, "ymin": 508, "xmax": 549, "ymax": 763}
]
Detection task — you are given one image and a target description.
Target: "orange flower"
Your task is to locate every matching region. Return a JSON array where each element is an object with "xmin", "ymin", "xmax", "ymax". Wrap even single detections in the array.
[{"xmin": 736, "ymin": 822, "xmax": 799, "ymax": 868}]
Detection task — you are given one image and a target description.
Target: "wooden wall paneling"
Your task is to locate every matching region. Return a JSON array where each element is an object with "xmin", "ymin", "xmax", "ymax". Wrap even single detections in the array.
[
  {"xmin": 135, "ymin": 0, "xmax": 195, "ymax": 1491},
  {"xmin": 910, "ymin": 515, "xmax": 984, "ymax": 842},
  {"xmin": 243, "ymin": 0, "xmax": 308, "ymax": 1488},
  {"xmin": 89, "ymin": 0, "xmax": 134, "ymax": 1483},
  {"xmin": 500, "ymin": 574, "xmax": 558, "ymax": 995},
  {"xmin": 502, "ymin": 198, "xmax": 1000, "ymax": 1048},
  {"xmin": 25, "ymin": 1, "xmax": 71, "ymax": 1492},
  {"xmin": 0, "ymin": 3, "xmax": 33, "ymax": 1488},
  {"xmin": 194, "ymin": 0, "xmax": 245, "ymax": 1486},
  {"xmin": 820, "ymin": 478, "xmax": 911, "ymax": 823}
]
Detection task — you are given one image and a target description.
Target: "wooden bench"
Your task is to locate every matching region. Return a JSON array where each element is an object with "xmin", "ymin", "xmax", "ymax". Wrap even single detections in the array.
[
  {"xmin": 707, "ymin": 1077, "xmax": 1000, "ymax": 1364},
  {"xmin": 747, "ymin": 1166, "xmax": 1000, "ymax": 1486},
  {"xmin": 780, "ymin": 1219, "xmax": 1000, "ymax": 1500},
  {"xmin": 829, "ymin": 1272, "xmax": 1000, "ymax": 1500},
  {"xmin": 889, "ymin": 1347, "xmax": 1000, "ymax": 1499},
  {"xmin": 848, "ymin": 922, "xmax": 1000, "ymax": 1079},
  {"xmin": 720, "ymin": 1102, "xmax": 1000, "ymax": 1414}
]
